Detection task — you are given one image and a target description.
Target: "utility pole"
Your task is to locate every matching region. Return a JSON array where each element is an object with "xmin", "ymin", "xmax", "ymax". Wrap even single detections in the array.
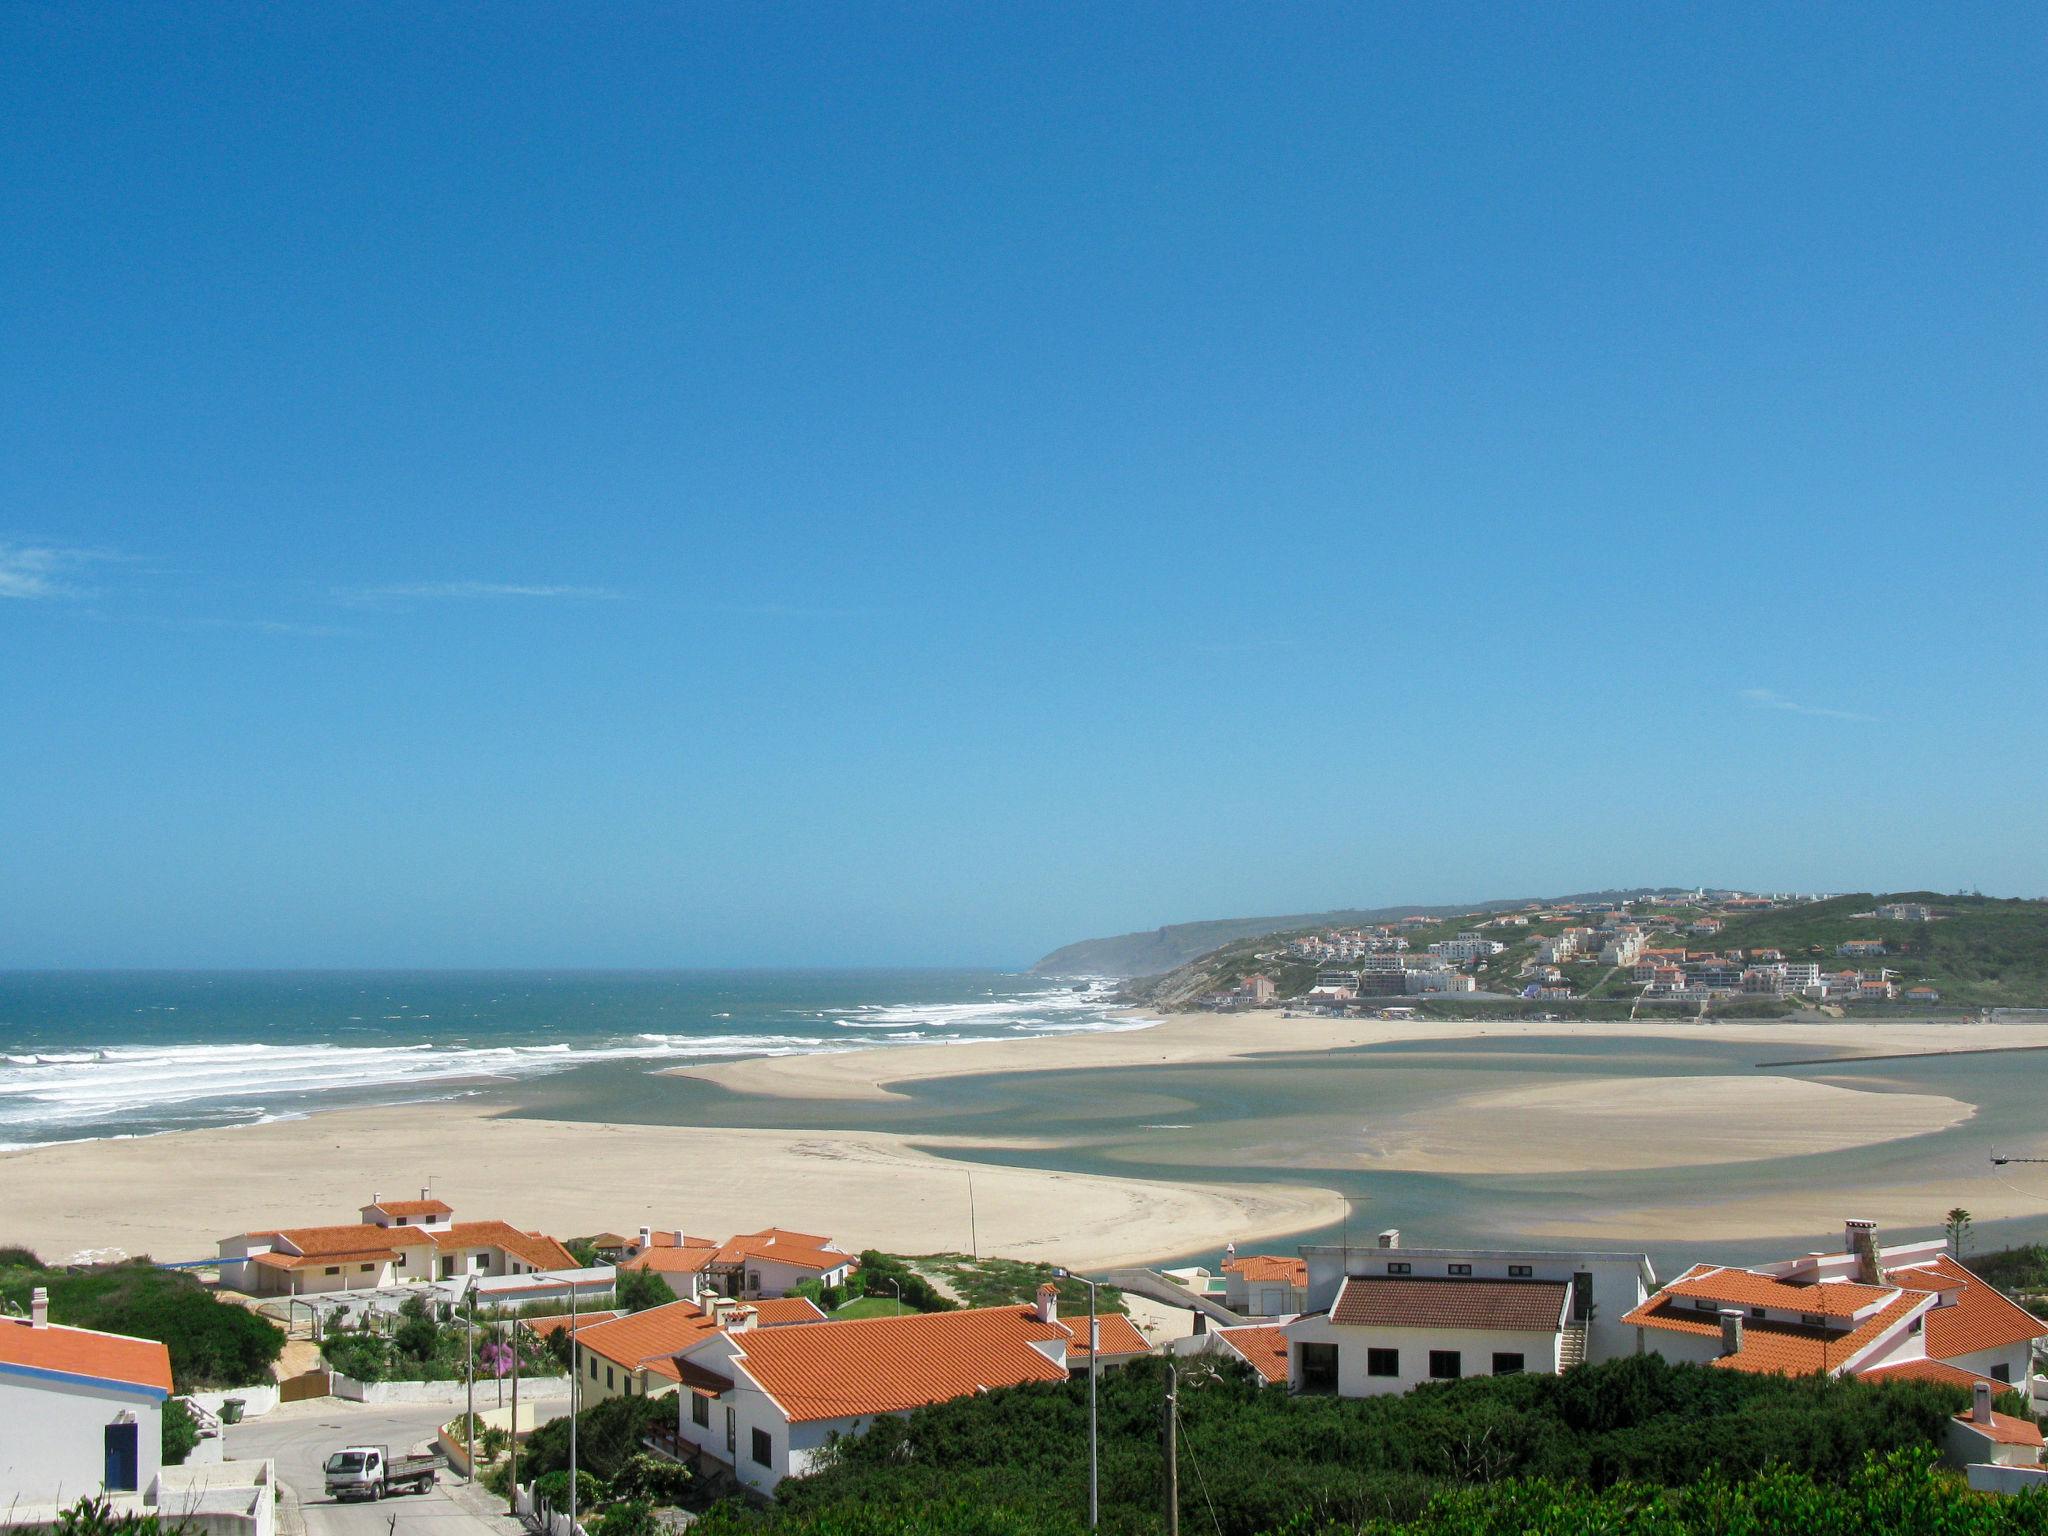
[
  {"xmin": 569, "ymin": 1279, "xmax": 580, "ymax": 1535},
  {"xmin": 1054, "ymin": 1267, "xmax": 1099, "ymax": 1529},
  {"xmin": 1162, "ymin": 1361, "xmax": 1179, "ymax": 1536},
  {"xmin": 463, "ymin": 1284, "xmax": 475, "ymax": 1484},
  {"xmin": 508, "ymin": 1320, "xmax": 521, "ymax": 1516},
  {"xmin": 966, "ymin": 1171, "xmax": 979, "ymax": 1259}
]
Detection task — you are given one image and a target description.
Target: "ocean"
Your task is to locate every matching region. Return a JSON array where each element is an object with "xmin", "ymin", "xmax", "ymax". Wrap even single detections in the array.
[{"xmin": 0, "ymin": 969, "xmax": 1145, "ymax": 1149}]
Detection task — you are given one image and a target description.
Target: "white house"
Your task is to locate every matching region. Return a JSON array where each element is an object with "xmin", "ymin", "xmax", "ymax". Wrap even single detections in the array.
[
  {"xmin": 1946, "ymin": 1382, "xmax": 2043, "ymax": 1470},
  {"xmin": 1221, "ymin": 1251, "xmax": 1307, "ymax": 1317},
  {"xmin": 1626, "ymin": 1219, "xmax": 2048, "ymax": 1385},
  {"xmin": 670, "ymin": 1286, "xmax": 1147, "ymax": 1494},
  {"xmin": 570, "ymin": 1293, "xmax": 823, "ymax": 1403},
  {"xmin": 1301, "ymin": 1236, "xmax": 1654, "ymax": 1368},
  {"xmin": 217, "ymin": 1192, "xmax": 581, "ymax": 1298},
  {"xmin": 0, "ymin": 1289, "xmax": 172, "ymax": 1508}
]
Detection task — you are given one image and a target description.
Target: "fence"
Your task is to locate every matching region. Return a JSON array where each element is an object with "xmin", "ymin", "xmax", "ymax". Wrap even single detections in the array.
[{"xmin": 333, "ymin": 1371, "xmax": 571, "ymax": 1405}]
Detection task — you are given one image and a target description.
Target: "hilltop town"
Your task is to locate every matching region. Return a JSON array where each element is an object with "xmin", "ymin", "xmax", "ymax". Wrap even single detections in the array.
[{"xmin": 1125, "ymin": 890, "xmax": 2048, "ymax": 1019}]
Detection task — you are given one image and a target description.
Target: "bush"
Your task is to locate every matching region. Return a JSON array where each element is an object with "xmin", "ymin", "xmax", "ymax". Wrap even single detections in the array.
[
  {"xmin": 533, "ymin": 1469, "xmax": 607, "ymax": 1512},
  {"xmin": 853, "ymin": 1253, "xmax": 954, "ymax": 1313},
  {"xmin": 519, "ymin": 1395, "xmax": 674, "ymax": 1485},
  {"xmin": 161, "ymin": 1398, "xmax": 200, "ymax": 1467},
  {"xmin": 611, "ymin": 1452, "xmax": 693, "ymax": 1505},
  {"xmin": 0, "ymin": 1259, "xmax": 284, "ymax": 1392},
  {"xmin": 319, "ymin": 1332, "xmax": 390, "ymax": 1382},
  {"xmin": 615, "ymin": 1267, "xmax": 674, "ymax": 1313},
  {"xmin": 593, "ymin": 1501, "xmax": 660, "ymax": 1536},
  {"xmin": 479, "ymin": 1425, "xmax": 511, "ymax": 1462}
]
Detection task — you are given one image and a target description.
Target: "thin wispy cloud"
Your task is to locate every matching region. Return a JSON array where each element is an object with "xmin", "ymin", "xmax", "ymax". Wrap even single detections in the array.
[
  {"xmin": 1741, "ymin": 688, "xmax": 1879, "ymax": 723},
  {"xmin": 0, "ymin": 542, "xmax": 111, "ymax": 600},
  {"xmin": 341, "ymin": 581, "xmax": 624, "ymax": 603}
]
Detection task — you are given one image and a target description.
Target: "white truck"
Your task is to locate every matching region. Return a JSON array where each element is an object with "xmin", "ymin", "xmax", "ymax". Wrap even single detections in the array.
[{"xmin": 323, "ymin": 1444, "xmax": 442, "ymax": 1501}]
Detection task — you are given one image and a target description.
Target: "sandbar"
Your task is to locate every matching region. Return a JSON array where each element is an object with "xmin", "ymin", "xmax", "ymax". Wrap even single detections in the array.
[{"xmin": 0, "ymin": 1101, "xmax": 1346, "ymax": 1271}]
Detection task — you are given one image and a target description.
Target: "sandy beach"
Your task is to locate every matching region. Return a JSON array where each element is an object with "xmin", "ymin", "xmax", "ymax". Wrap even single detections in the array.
[
  {"xmin": 8, "ymin": 1007, "xmax": 2048, "ymax": 1271},
  {"xmin": 0, "ymin": 1101, "xmax": 1346, "ymax": 1271}
]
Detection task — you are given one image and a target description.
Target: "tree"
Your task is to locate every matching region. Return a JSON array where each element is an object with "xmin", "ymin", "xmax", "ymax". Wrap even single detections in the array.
[
  {"xmin": 161, "ymin": 1397, "xmax": 200, "ymax": 1467},
  {"xmin": 615, "ymin": 1266, "xmax": 674, "ymax": 1313},
  {"xmin": 1945, "ymin": 1208, "xmax": 1973, "ymax": 1258}
]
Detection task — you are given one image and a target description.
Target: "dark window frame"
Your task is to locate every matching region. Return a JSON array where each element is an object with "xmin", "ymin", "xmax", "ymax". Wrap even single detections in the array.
[{"xmin": 1428, "ymin": 1349, "xmax": 1461, "ymax": 1380}]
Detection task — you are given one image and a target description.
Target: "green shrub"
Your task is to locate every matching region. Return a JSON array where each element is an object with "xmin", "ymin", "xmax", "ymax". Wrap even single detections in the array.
[
  {"xmin": 615, "ymin": 1268, "xmax": 674, "ymax": 1313},
  {"xmin": 519, "ymin": 1395, "xmax": 674, "ymax": 1484},
  {"xmin": 160, "ymin": 1397, "xmax": 200, "ymax": 1468},
  {"xmin": 611, "ymin": 1452, "xmax": 694, "ymax": 1505},
  {"xmin": 593, "ymin": 1500, "xmax": 661, "ymax": 1536},
  {"xmin": 0, "ymin": 1259, "xmax": 284, "ymax": 1391},
  {"xmin": 533, "ymin": 1469, "xmax": 607, "ymax": 1512}
]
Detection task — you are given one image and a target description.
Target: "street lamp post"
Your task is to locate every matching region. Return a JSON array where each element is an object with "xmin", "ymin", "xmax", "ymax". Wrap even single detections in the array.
[
  {"xmin": 1053, "ymin": 1267, "xmax": 1098, "ymax": 1529},
  {"xmin": 888, "ymin": 1279, "xmax": 902, "ymax": 1317},
  {"xmin": 568, "ymin": 1277, "xmax": 580, "ymax": 1534}
]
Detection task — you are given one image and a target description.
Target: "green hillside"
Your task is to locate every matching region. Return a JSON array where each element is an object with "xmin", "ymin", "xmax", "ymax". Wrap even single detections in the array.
[{"xmin": 1708, "ymin": 893, "xmax": 2048, "ymax": 1007}]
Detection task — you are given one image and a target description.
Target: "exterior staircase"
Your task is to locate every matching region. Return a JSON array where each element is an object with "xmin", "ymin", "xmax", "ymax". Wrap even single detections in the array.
[{"xmin": 1559, "ymin": 1323, "xmax": 1588, "ymax": 1371}]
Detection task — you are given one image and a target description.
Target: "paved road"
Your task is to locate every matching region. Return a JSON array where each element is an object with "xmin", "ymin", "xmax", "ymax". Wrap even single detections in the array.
[{"xmin": 225, "ymin": 1398, "xmax": 568, "ymax": 1536}]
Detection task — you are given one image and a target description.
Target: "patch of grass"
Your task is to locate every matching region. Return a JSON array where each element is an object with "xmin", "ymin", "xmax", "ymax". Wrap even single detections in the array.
[
  {"xmin": 911, "ymin": 1255, "xmax": 1127, "ymax": 1315},
  {"xmin": 831, "ymin": 1296, "xmax": 909, "ymax": 1320}
]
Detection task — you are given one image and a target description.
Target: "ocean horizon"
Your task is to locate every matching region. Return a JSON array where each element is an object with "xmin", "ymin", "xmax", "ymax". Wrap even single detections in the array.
[{"xmin": 0, "ymin": 968, "xmax": 1146, "ymax": 1150}]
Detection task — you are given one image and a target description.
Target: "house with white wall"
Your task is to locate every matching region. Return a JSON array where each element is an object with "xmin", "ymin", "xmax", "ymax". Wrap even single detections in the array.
[
  {"xmin": 1627, "ymin": 1219, "xmax": 2047, "ymax": 1385},
  {"xmin": 1300, "ymin": 1234, "xmax": 1655, "ymax": 1369},
  {"xmin": 0, "ymin": 1289, "xmax": 172, "ymax": 1508},
  {"xmin": 1221, "ymin": 1250, "xmax": 1307, "ymax": 1318},
  {"xmin": 670, "ymin": 1286, "xmax": 1146, "ymax": 1494},
  {"xmin": 571, "ymin": 1293, "xmax": 823, "ymax": 1402},
  {"xmin": 217, "ymin": 1191, "xmax": 580, "ymax": 1297},
  {"xmin": 618, "ymin": 1227, "xmax": 856, "ymax": 1302}
]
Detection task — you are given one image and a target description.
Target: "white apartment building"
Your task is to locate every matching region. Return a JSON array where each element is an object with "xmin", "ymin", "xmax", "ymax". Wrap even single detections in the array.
[{"xmin": 1281, "ymin": 1235, "xmax": 1656, "ymax": 1398}]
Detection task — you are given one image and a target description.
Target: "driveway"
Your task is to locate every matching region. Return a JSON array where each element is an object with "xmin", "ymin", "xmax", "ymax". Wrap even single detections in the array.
[{"xmin": 226, "ymin": 1398, "xmax": 569, "ymax": 1536}]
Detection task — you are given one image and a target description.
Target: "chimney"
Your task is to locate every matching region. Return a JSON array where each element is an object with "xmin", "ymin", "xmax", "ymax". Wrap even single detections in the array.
[
  {"xmin": 420, "ymin": 1186, "xmax": 431, "ymax": 1202},
  {"xmin": 1974, "ymin": 1381, "xmax": 1994, "ymax": 1426},
  {"xmin": 372, "ymin": 1191, "xmax": 382, "ymax": 1206},
  {"xmin": 1036, "ymin": 1282, "xmax": 1059, "ymax": 1326},
  {"xmin": 1378, "ymin": 1229, "xmax": 1400, "ymax": 1250},
  {"xmin": 673, "ymin": 1230, "xmax": 686, "ymax": 1247},
  {"xmin": 1719, "ymin": 1308, "xmax": 1744, "ymax": 1358},
  {"xmin": 712, "ymin": 1296, "xmax": 738, "ymax": 1326},
  {"xmin": 638, "ymin": 1226, "xmax": 652, "ymax": 1251},
  {"xmin": 699, "ymin": 1292, "xmax": 723, "ymax": 1319},
  {"xmin": 727, "ymin": 1305, "xmax": 757, "ymax": 1335},
  {"xmin": 1845, "ymin": 1219, "xmax": 1880, "ymax": 1284},
  {"xmin": 30, "ymin": 1288, "xmax": 48, "ymax": 1328}
]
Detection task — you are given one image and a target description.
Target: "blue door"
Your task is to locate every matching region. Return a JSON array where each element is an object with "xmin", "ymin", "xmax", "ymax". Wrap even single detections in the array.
[{"xmin": 104, "ymin": 1421, "xmax": 140, "ymax": 1491}]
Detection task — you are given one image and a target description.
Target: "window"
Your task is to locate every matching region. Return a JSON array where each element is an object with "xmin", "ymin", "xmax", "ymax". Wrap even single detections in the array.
[
  {"xmin": 692, "ymin": 1394, "xmax": 709, "ymax": 1428},
  {"xmin": 725, "ymin": 1407, "xmax": 736, "ymax": 1454},
  {"xmin": 748, "ymin": 1270, "xmax": 761, "ymax": 1293},
  {"xmin": 1298, "ymin": 1343, "xmax": 1339, "ymax": 1393},
  {"xmin": 607, "ymin": 1366, "xmax": 615, "ymax": 1389},
  {"xmin": 751, "ymin": 1428, "xmax": 772, "ymax": 1468},
  {"xmin": 1508, "ymin": 1265, "xmax": 1533, "ymax": 1278},
  {"xmin": 1428, "ymin": 1350, "xmax": 1461, "ymax": 1380},
  {"xmin": 360, "ymin": 1264, "xmax": 374, "ymax": 1272},
  {"xmin": 397, "ymin": 1216, "xmax": 409, "ymax": 1226},
  {"xmin": 1799, "ymin": 1313, "xmax": 1824, "ymax": 1328},
  {"xmin": 1366, "ymin": 1348, "xmax": 1399, "ymax": 1377},
  {"xmin": 1491, "ymin": 1352, "xmax": 1524, "ymax": 1375},
  {"xmin": 1386, "ymin": 1262, "xmax": 1411, "ymax": 1275},
  {"xmin": 325, "ymin": 1266, "xmax": 340, "ymax": 1276},
  {"xmin": 590, "ymin": 1356, "xmax": 599, "ymax": 1379},
  {"xmin": 1448, "ymin": 1264, "xmax": 1472, "ymax": 1276},
  {"xmin": 1993, "ymin": 1364, "xmax": 2012, "ymax": 1383}
]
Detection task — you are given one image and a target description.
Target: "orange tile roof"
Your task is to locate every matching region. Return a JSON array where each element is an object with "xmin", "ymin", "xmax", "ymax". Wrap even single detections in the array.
[
  {"xmin": 1664, "ymin": 1268, "xmax": 1895, "ymax": 1319},
  {"xmin": 622, "ymin": 1245, "xmax": 719, "ymax": 1276},
  {"xmin": 1955, "ymin": 1410, "xmax": 2045, "ymax": 1448},
  {"xmin": 714, "ymin": 1229, "xmax": 851, "ymax": 1274},
  {"xmin": 574, "ymin": 1297, "xmax": 825, "ymax": 1381},
  {"xmin": 646, "ymin": 1233, "xmax": 718, "ymax": 1250},
  {"xmin": 1887, "ymin": 1256, "xmax": 2048, "ymax": 1360},
  {"xmin": 526, "ymin": 1310, "xmax": 621, "ymax": 1338},
  {"xmin": 1861, "ymin": 1357, "xmax": 2002, "ymax": 1390},
  {"xmin": 703, "ymin": 1304, "xmax": 1070, "ymax": 1422},
  {"xmin": 1215, "ymin": 1325, "xmax": 1289, "ymax": 1385},
  {"xmin": 254, "ymin": 1222, "xmax": 435, "ymax": 1256},
  {"xmin": 1224, "ymin": 1255, "xmax": 1307, "ymax": 1287},
  {"xmin": 372, "ymin": 1199, "xmax": 453, "ymax": 1217},
  {"xmin": 0, "ymin": 1318, "xmax": 173, "ymax": 1395},
  {"xmin": 1628, "ymin": 1286, "xmax": 1931, "ymax": 1376},
  {"xmin": 439, "ymin": 1221, "xmax": 579, "ymax": 1272},
  {"xmin": 264, "ymin": 1247, "xmax": 401, "ymax": 1271},
  {"xmin": 1060, "ymin": 1311, "xmax": 1149, "ymax": 1362}
]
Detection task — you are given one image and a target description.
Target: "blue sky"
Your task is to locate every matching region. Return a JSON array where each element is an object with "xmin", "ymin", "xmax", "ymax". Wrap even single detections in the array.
[{"xmin": 4, "ymin": 5, "xmax": 2044, "ymax": 967}]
